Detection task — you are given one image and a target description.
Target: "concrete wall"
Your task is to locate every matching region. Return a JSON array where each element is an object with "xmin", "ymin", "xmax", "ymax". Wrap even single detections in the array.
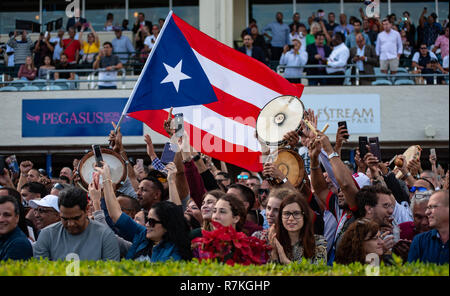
[{"xmin": 0, "ymin": 85, "xmax": 448, "ymax": 151}]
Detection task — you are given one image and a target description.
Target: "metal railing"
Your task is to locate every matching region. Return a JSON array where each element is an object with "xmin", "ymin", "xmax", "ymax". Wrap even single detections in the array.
[{"xmin": 276, "ymin": 64, "xmax": 449, "ymax": 85}]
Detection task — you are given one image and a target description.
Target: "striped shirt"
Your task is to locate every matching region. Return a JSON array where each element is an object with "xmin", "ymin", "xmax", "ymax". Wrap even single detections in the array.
[{"xmin": 7, "ymin": 37, "xmax": 33, "ymax": 65}]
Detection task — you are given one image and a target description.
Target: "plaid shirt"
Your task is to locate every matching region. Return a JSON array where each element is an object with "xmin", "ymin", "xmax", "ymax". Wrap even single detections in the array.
[{"xmin": 152, "ymin": 157, "xmax": 167, "ymax": 173}]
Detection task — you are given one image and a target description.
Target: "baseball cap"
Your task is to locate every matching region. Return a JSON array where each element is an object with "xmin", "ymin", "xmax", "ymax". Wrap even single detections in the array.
[
  {"xmin": 352, "ymin": 172, "xmax": 371, "ymax": 189},
  {"xmin": 29, "ymin": 194, "xmax": 60, "ymax": 213}
]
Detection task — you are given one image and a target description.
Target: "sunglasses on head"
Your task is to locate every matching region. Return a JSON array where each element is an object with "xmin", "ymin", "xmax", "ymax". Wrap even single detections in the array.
[
  {"xmin": 409, "ymin": 186, "xmax": 428, "ymax": 193},
  {"xmin": 237, "ymin": 175, "xmax": 249, "ymax": 180},
  {"xmin": 145, "ymin": 216, "xmax": 162, "ymax": 227},
  {"xmin": 53, "ymin": 183, "xmax": 64, "ymax": 190}
]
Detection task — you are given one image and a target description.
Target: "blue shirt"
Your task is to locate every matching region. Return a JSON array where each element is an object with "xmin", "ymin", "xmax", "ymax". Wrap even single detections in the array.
[
  {"xmin": 263, "ymin": 22, "xmax": 290, "ymax": 48},
  {"xmin": 112, "ymin": 36, "xmax": 136, "ymax": 64},
  {"xmin": 345, "ymin": 32, "xmax": 371, "ymax": 49},
  {"xmin": 0, "ymin": 226, "xmax": 33, "ymax": 261},
  {"xmin": 408, "ymin": 229, "xmax": 449, "ymax": 265}
]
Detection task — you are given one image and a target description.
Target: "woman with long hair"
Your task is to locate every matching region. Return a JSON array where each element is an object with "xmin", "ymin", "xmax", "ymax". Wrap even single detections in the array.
[
  {"xmin": 269, "ymin": 193, "xmax": 327, "ymax": 264},
  {"xmin": 38, "ymin": 55, "xmax": 55, "ymax": 79},
  {"xmin": 334, "ymin": 218, "xmax": 385, "ymax": 265},
  {"xmin": 95, "ymin": 162, "xmax": 192, "ymax": 262},
  {"xmin": 212, "ymin": 194, "xmax": 247, "ymax": 232},
  {"xmin": 78, "ymin": 23, "xmax": 100, "ymax": 67},
  {"xmin": 184, "ymin": 198, "xmax": 202, "ymax": 231},
  {"xmin": 18, "ymin": 56, "xmax": 37, "ymax": 81}
]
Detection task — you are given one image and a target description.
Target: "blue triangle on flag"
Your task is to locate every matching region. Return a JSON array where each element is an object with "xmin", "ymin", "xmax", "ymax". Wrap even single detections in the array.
[{"xmin": 127, "ymin": 17, "xmax": 218, "ymax": 112}]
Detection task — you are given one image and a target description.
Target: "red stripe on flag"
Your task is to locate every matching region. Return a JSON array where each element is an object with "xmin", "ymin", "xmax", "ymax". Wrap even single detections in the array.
[
  {"xmin": 128, "ymin": 110, "xmax": 264, "ymax": 172},
  {"xmin": 172, "ymin": 14, "xmax": 304, "ymax": 98},
  {"xmin": 204, "ymin": 87, "xmax": 260, "ymax": 128}
]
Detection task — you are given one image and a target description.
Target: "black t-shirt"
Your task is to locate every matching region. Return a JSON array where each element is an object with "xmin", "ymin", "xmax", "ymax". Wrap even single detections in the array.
[
  {"xmin": 55, "ymin": 62, "xmax": 73, "ymax": 79},
  {"xmin": 307, "ymin": 192, "xmax": 324, "ymax": 236}
]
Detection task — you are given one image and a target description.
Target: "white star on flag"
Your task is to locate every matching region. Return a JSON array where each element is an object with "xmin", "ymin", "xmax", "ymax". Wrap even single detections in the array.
[{"xmin": 160, "ymin": 60, "xmax": 191, "ymax": 92}]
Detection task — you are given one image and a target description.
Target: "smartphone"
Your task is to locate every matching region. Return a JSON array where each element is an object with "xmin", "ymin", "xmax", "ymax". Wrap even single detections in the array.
[
  {"xmin": 359, "ymin": 136, "xmax": 368, "ymax": 159},
  {"xmin": 92, "ymin": 145, "xmax": 103, "ymax": 167},
  {"xmin": 136, "ymin": 158, "xmax": 144, "ymax": 169},
  {"xmin": 174, "ymin": 113, "xmax": 184, "ymax": 138},
  {"xmin": 337, "ymin": 121, "xmax": 349, "ymax": 139},
  {"xmin": 430, "ymin": 148, "xmax": 436, "ymax": 157},
  {"xmin": 44, "ymin": 31, "xmax": 49, "ymax": 38},
  {"xmin": 5, "ymin": 155, "xmax": 20, "ymax": 174},
  {"xmin": 160, "ymin": 142, "xmax": 176, "ymax": 164},
  {"xmin": 0, "ymin": 156, "xmax": 5, "ymax": 175},
  {"xmin": 369, "ymin": 137, "xmax": 382, "ymax": 161}
]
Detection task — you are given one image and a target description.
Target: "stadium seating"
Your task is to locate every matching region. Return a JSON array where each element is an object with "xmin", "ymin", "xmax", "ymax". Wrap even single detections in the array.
[
  {"xmin": 0, "ymin": 86, "xmax": 18, "ymax": 91},
  {"xmin": 20, "ymin": 85, "xmax": 40, "ymax": 91},
  {"xmin": 372, "ymin": 67, "xmax": 393, "ymax": 85}
]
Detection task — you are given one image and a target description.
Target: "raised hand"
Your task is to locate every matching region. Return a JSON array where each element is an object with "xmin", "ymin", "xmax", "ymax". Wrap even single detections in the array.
[
  {"xmin": 19, "ymin": 160, "xmax": 33, "ymax": 176},
  {"xmin": 144, "ymin": 134, "xmax": 157, "ymax": 160},
  {"xmin": 263, "ymin": 162, "xmax": 285, "ymax": 181},
  {"xmin": 334, "ymin": 124, "xmax": 349, "ymax": 153},
  {"xmin": 283, "ymin": 130, "xmax": 299, "ymax": 148},
  {"xmin": 163, "ymin": 107, "xmax": 174, "ymax": 137},
  {"xmin": 165, "ymin": 162, "xmax": 177, "ymax": 181}
]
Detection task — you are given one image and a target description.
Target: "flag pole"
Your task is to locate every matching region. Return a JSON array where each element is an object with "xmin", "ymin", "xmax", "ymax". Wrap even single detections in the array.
[{"xmin": 114, "ymin": 10, "xmax": 175, "ymax": 134}]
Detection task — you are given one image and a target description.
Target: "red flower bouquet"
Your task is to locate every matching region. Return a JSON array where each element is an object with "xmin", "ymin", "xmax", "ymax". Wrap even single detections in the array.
[{"xmin": 192, "ymin": 222, "xmax": 271, "ymax": 266}]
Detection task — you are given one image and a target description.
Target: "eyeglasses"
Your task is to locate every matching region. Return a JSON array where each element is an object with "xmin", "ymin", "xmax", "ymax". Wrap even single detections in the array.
[
  {"xmin": 379, "ymin": 203, "xmax": 395, "ymax": 209},
  {"xmin": 409, "ymin": 186, "xmax": 428, "ymax": 193},
  {"xmin": 34, "ymin": 207, "xmax": 56, "ymax": 214},
  {"xmin": 258, "ymin": 188, "xmax": 270, "ymax": 195},
  {"xmin": 145, "ymin": 217, "xmax": 162, "ymax": 227},
  {"xmin": 282, "ymin": 211, "xmax": 304, "ymax": 220},
  {"xmin": 237, "ymin": 175, "xmax": 249, "ymax": 180},
  {"xmin": 426, "ymin": 204, "xmax": 440, "ymax": 211}
]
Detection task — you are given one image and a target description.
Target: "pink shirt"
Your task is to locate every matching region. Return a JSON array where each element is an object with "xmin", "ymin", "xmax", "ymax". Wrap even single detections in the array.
[{"xmin": 434, "ymin": 35, "xmax": 449, "ymax": 58}]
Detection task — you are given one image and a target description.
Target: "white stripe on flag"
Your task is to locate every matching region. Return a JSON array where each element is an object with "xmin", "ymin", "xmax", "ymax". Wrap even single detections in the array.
[
  {"xmin": 192, "ymin": 49, "xmax": 281, "ymax": 109},
  {"xmin": 167, "ymin": 106, "xmax": 262, "ymax": 152}
]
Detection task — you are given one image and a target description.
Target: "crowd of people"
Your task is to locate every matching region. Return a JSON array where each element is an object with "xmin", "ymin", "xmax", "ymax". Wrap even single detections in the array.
[
  {"xmin": 0, "ymin": 12, "xmax": 159, "ymax": 89},
  {"xmin": 1, "ymin": 7, "xmax": 449, "ymax": 88},
  {"xmin": 0, "ymin": 109, "xmax": 448, "ymax": 268},
  {"xmin": 238, "ymin": 9, "xmax": 449, "ymax": 85}
]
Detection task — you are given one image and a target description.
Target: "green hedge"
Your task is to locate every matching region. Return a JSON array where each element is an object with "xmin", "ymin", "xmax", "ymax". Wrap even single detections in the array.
[{"xmin": 0, "ymin": 258, "xmax": 448, "ymax": 276}]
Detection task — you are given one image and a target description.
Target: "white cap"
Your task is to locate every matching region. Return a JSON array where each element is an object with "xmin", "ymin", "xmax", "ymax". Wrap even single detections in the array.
[
  {"xmin": 29, "ymin": 195, "xmax": 60, "ymax": 213},
  {"xmin": 352, "ymin": 172, "xmax": 371, "ymax": 190}
]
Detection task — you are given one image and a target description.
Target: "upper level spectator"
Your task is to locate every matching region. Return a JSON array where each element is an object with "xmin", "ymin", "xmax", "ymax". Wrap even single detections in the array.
[
  {"xmin": 66, "ymin": 7, "xmax": 87, "ymax": 32},
  {"xmin": 289, "ymin": 12, "xmax": 305, "ymax": 32},
  {"xmin": 349, "ymin": 33, "xmax": 378, "ymax": 85},
  {"xmin": 49, "ymin": 29, "xmax": 65, "ymax": 64},
  {"xmin": 54, "ymin": 53, "xmax": 75, "ymax": 80},
  {"xmin": 61, "ymin": 27, "xmax": 81, "ymax": 64},
  {"xmin": 306, "ymin": 32, "xmax": 331, "ymax": 86},
  {"xmin": 7, "ymin": 30, "xmax": 33, "ymax": 66},
  {"xmin": 326, "ymin": 12, "xmax": 339, "ymax": 34},
  {"xmin": 419, "ymin": 9, "xmax": 443, "ymax": 48},
  {"xmin": 263, "ymin": 12, "xmax": 290, "ymax": 61},
  {"xmin": 399, "ymin": 11, "xmax": 416, "ymax": 49},
  {"xmin": 33, "ymin": 32, "xmax": 54, "ymax": 68},
  {"xmin": 0, "ymin": 195, "xmax": 33, "ymax": 261},
  {"xmin": 37, "ymin": 55, "xmax": 55, "ymax": 79},
  {"xmin": 18, "ymin": 56, "xmax": 37, "ymax": 81},
  {"xmin": 326, "ymin": 32, "xmax": 349, "ymax": 85},
  {"xmin": 93, "ymin": 42, "xmax": 123, "ymax": 89},
  {"xmin": 408, "ymin": 190, "xmax": 449, "ymax": 265},
  {"xmin": 333, "ymin": 14, "xmax": 354, "ymax": 38},
  {"xmin": 78, "ymin": 23, "xmax": 100, "ymax": 67},
  {"xmin": 306, "ymin": 22, "xmax": 323, "ymax": 46},
  {"xmin": 133, "ymin": 12, "xmax": 152, "ymax": 50},
  {"xmin": 237, "ymin": 34, "xmax": 266, "ymax": 64},
  {"xmin": 104, "ymin": 13, "xmax": 114, "ymax": 31},
  {"xmin": 412, "ymin": 43, "xmax": 447, "ymax": 84},
  {"xmin": 122, "ymin": 19, "xmax": 129, "ymax": 31},
  {"xmin": 112, "ymin": 26, "xmax": 135, "ymax": 65},
  {"xmin": 346, "ymin": 19, "xmax": 371, "ymax": 49},
  {"xmin": 144, "ymin": 25, "xmax": 160, "ymax": 53},
  {"xmin": 433, "ymin": 24, "xmax": 449, "ymax": 59},
  {"xmin": 376, "ymin": 18, "xmax": 402, "ymax": 74}
]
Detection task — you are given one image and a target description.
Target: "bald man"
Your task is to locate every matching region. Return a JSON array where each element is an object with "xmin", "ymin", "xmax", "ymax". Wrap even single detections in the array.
[{"xmin": 349, "ymin": 32, "xmax": 378, "ymax": 85}]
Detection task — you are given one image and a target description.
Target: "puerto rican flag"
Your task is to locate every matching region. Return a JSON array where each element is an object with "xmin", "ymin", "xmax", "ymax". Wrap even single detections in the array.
[{"xmin": 123, "ymin": 11, "xmax": 304, "ymax": 172}]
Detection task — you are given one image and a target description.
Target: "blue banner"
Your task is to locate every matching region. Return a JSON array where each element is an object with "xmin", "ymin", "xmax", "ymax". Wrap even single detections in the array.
[{"xmin": 22, "ymin": 98, "xmax": 143, "ymax": 137}]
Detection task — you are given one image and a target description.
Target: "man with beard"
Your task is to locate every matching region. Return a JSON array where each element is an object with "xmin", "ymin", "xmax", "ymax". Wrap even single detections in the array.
[
  {"xmin": 257, "ymin": 179, "xmax": 270, "ymax": 229},
  {"xmin": 136, "ymin": 177, "xmax": 165, "ymax": 211},
  {"xmin": 28, "ymin": 195, "xmax": 60, "ymax": 234},
  {"xmin": 399, "ymin": 190, "xmax": 432, "ymax": 241}
]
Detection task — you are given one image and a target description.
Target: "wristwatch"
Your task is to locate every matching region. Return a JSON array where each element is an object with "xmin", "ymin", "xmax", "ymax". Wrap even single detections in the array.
[
  {"xmin": 282, "ymin": 177, "xmax": 288, "ymax": 184},
  {"xmin": 328, "ymin": 152, "xmax": 339, "ymax": 160}
]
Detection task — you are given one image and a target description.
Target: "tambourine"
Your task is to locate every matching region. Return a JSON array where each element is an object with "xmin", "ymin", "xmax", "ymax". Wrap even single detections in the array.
[
  {"xmin": 267, "ymin": 148, "xmax": 305, "ymax": 187},
  {"xmin": 256, "ymin": 95, "xmax": 305, "ymax": 146},
  {"xmin": 76, "ymin": 148, "xmax": 127, "ymax": 191}
]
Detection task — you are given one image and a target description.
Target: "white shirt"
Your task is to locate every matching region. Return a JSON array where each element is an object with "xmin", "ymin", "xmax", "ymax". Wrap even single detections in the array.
[
  {"xmin": 412, "ymin": 51, "xmax": 438, "ymax": 64},
  {"xmin": 144, "ymin": 35, "xmax": 157, "ymax": 50},
  {"xmin": 326, "ymin": 43, "xmax": 350, "ymax": 74},
  {"xmin": 393, "ymin": 201, "xmax": 413, "ymax": 225},
  {"xmin": 443, "ymin": 55, "xmax": 449, "ymax": 69},
  {"xmin": 6, "ymin": 44, "xmax": 14, "ymax": 66},
  {"xmin": 356, "ymin": 45, "xmax": 365, "ymax": 72},
  {"xmin": 375, "ymin": 30, "xmax": 403, "ymax": 61},
  {"xmin": 279, "ymin": 49, "xmax": 308, "ymax": 78}
]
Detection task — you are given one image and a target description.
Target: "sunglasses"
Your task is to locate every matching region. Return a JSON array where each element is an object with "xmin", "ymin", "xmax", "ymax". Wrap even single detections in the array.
[
  {"xmin": 145, "ymin": 216, "xmax": 162, "ymax": 227},
  {"xmin": 53, "ymin": 183, "xmax": 64, "ymax": 190},
  {"xmin": 237, "ymin": 175, "xmax": 249, "ymax": 180},
  {"xmin": 409, "ymin": 186, "xmax": 428, "ymax": 193},
  {"xmin": 258, "ymin": 188, "xmax": 270, "ymax": 195}
]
